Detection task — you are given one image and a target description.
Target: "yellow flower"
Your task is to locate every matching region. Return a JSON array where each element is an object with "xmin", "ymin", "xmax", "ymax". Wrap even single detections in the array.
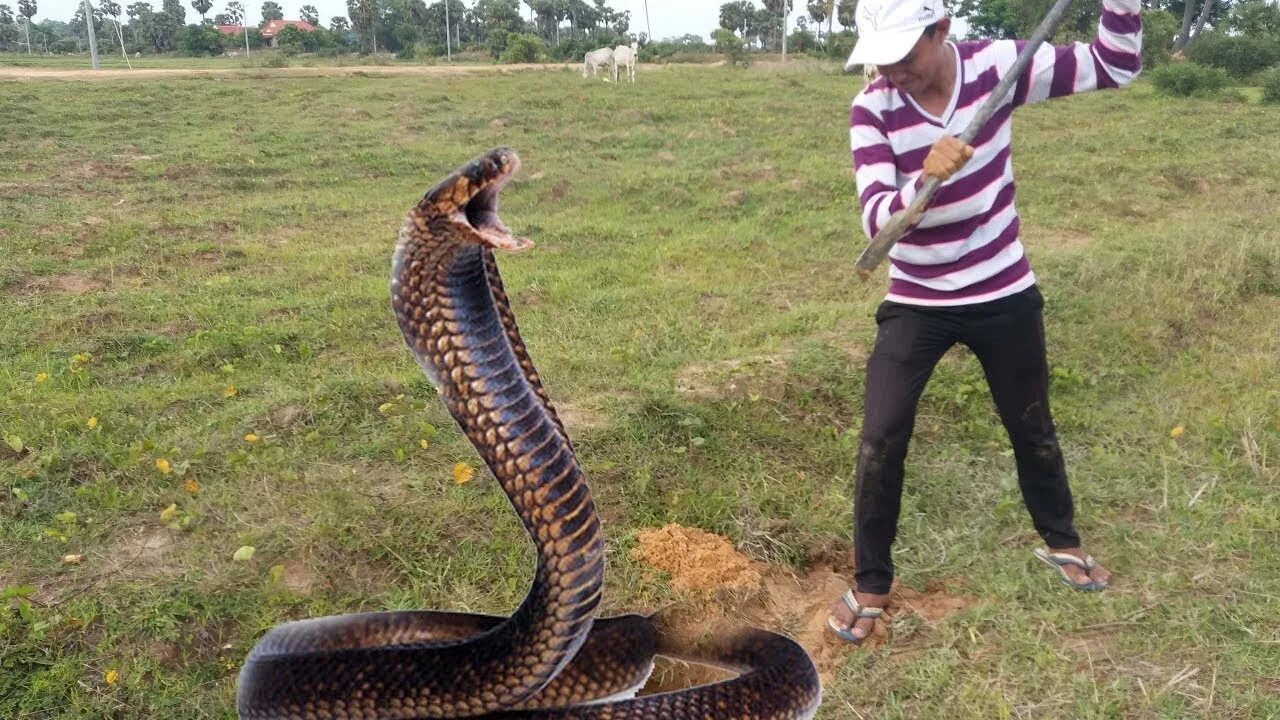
[
  {"xmin": 62, "ymin": 554, "xmax": 84, "ymax": 564},
  {"xmin": 159, "ymin": 503, "xmax": 179, "ymax": 523},
  {"xmin": 86, "ymin": 417, "xmax": 98, "ymax": 429},
  {"xmin": 452, "ymin": 462, "xmax": 475, "ymax": 485},
  {"xmin": 244, "ymin": 433, "xmax": 259, "ymax": 443},
  {"xmin": 184, "ymin": 478, "xmax": 200, "ymax": 494},
  {"xmin": 419, "ymin": 439, "xmax": 430, "ymax": 450},
  {"xmin": 35, "ymin": 373, "xmax": 48, "ymax": 384},
  {"xmin": 223, "ymin": 384, "xmax": 238, "ymax": 398},
  {"xmin": 155, "ymin": 458, "xmax": 172, "ymax": 475},
  {"xmin": 72, "ymin": 353, "xmax": 91, "ymax": 365},
  {"xmin": 105, "ymin": 669, "xmax": 118, "ymax": 685},
  {"xmin": 1171, "ymin": 425, "xmax": 1185, "ymax": 439}
]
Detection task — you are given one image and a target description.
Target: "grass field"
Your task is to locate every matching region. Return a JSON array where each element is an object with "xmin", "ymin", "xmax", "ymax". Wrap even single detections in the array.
[{"xmin": 2, "ymin": 63, "xmax": 1279, "ymax": 719}]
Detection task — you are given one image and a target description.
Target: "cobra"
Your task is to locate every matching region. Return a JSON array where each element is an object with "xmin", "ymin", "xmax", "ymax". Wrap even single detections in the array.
[{"xmin": 235, "ymin": 147, "xmax": 823, "ymax": 720}]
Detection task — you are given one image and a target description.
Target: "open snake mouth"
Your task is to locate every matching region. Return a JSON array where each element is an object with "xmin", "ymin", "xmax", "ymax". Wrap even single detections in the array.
[{"xmin": 459, "ymin": 149, "xmax": 533, "ymax": 253}]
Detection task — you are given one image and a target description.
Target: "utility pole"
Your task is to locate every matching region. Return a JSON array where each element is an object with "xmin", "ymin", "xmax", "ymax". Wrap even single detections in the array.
[
  {"xmin": 81, "ymin": 0, "xmax": 100, "ymax": 69},
  {"xmin": 643, "ymin": 0, "xmax": 650, "ymax": 43},
  {"xmin": 444, "ymin": 0, "xmax": 451, "ymax": 61}
]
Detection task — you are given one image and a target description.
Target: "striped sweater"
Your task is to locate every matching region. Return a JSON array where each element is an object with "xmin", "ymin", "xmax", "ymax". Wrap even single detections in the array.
[{"xmin": 849, "ymin": 0, "xmax": 1143, "ymax": 306}]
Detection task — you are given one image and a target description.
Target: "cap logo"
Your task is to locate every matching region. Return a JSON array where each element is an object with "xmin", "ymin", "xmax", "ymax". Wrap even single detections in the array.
[{"xmin": 860, "ymin": 1, "xmax": 882, "ymax": 30}]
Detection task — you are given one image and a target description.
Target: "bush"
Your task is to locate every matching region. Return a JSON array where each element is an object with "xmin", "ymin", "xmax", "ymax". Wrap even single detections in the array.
[
  {"xmin": 1187, "ymin": 32, "xmax": 1280, "ymax": 79},
  {"xmin": 826, "ymin": 29, "xmax": 856, "ymax": 63},
  {"xmin": 1262, "ymin": 67, "xmax": 1280, "ymax": 104},
  {"xmin": 1141, "ymin": 10, "xmax": 1180, "ymax": 70},
  {"xmin": 711, "ymin": 28, "xmax": 747, "ymax": 67},
  {"xmin": 486, "ymin": 28, "xmax": 510, "ymax": 59},
  {"xmin": 1150, "ymin": 61, "xmax": 1232, "ymax": 97},
  {"xmin": 499, "ymin": 33, "xmax": 543, "ymax": 63},
  {"xmin": 178, "ymin": 23, "xmax": 224, "ymax": 56}
]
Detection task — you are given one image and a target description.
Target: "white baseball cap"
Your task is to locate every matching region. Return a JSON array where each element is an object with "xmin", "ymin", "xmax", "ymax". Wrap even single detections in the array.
[{"xmin": 845, "ymin": 0, "xmax": 947, "ymax": 70}]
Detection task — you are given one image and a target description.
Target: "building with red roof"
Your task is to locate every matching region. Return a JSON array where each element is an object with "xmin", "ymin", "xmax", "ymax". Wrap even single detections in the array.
[{"xmin": 260, "ymin": 19, "xmax": 316, "ymax": 46}]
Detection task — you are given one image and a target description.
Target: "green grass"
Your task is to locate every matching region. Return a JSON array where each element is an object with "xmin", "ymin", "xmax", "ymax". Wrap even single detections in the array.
[{"xmin": 2, "ymin": 65, "xmax": 1279, "ymax": 718}]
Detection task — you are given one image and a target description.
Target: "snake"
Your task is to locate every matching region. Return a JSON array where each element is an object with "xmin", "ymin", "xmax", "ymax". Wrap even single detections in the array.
[{"xmin": 234, "ymin": 147, "xmax": 823, "ymax": 719}]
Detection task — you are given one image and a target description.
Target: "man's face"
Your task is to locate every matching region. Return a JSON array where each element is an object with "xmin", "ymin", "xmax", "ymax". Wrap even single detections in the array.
[{"xmin": 876, "ymin": 21, "xmax": 948, "ymax": 96}]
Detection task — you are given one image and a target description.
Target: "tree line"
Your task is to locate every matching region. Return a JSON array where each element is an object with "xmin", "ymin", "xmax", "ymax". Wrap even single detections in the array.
[
  {"xmin": 0, "ymin": 0, "xmax": 648, "ymax": 59},
  {"xmin": 0, "ymin": 0, "xmax": 1272, "ymax": 64}
]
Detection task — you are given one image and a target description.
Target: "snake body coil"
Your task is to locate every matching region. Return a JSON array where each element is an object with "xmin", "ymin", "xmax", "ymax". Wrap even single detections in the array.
[{"xmin": 235, "ymin": 148, "xmax": 823, "ymax": 719}]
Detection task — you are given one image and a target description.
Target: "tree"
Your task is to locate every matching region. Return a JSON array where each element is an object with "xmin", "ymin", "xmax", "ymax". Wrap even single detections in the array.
[
  {"xmin": 348, "ymin": 0, "xmax": 379, "ymax": 52},
  {"xmin": 226, "ymin": 0, "xmax": 249, "ymax": 54},
  {"xmin": 476, "ymin": 0, "xmax": 522, "ymax": 36},
  {"xmin": 806, "ymin": 0, "xmax": 825, "ymax": 45},
  {"xmin": 179, "ymin": 21, "xmax": 222, "ymax": 52},
  {"xmin": 191, "ymin": 0, "xmax": 212, "ymax": 21},
  {"xmin": 17, "ymin": 0, "xmax": 34, "ymax": 54},
  {"xmin": 719, "ymin": 1, "xmax": 753, "ymax": 39},
  {"xmin": 330, "ymin": 14, "xmax": 349, "ymax": 32},
  {"xmin": 759, "ymin": 0, "xmax": 791, "ymax": 58},
  {"xmin": 300, "ymin": 3, "xmax": 318, "ymax": 24},
  {"xmin": 261, "ymin": 0, "xmax": 282, "ymax": 21},
  {"xmin": 0, "ymin": 5, "xmax": 16, "ymax": 51},
  {"xmin": 835, "ymin": 0, "xmax": 853, "ymax": 29},
  {"xmin": 952, "ymin": 0, "xmax": 1018, "ymax": 38},
  {"xmin": 99, "ymin": 0, "xmax": 129, "ymax": 65},
  {"xmin": 1230, "ymin": 0, "xmax": 1280, "ymax": 38}
]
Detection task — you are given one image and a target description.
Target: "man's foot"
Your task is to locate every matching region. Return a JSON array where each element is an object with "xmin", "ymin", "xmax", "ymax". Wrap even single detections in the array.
[
  {"xmin": 826, "ymin": 589, "xmax": 890, "ymax": 644},
  {"xmin": 1034, "ymin": 546, "xmax": 1110, "ymax": 591}
]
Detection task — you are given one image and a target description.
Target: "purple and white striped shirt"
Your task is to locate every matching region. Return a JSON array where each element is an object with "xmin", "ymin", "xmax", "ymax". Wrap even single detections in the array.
[{"xmin": 850, "ymin": 0, "xmax": 1143, "ymax": 306}]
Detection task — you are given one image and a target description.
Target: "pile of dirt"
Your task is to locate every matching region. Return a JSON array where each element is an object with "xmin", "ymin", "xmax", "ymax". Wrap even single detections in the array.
[
  {"xmin": 630, "ymin": 523, "xmax": 979, "ymax": 688},
  {"xmin": 631, "ymin": 524, "xmax": 763, "ymax": 593}
]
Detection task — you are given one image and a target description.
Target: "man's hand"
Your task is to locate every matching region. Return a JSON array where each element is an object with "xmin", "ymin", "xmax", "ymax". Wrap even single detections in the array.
[{"xmin": 922, "ymin": 136, "xmax": 975, "ymax": 182}]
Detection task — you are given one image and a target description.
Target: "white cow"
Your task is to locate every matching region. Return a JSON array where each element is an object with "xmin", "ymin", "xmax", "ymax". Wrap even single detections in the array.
[
  {"xmin": 582, "ymin": 47, "xmax": 614, "ymax": 80},
  {"xmin": 612, "ymin": 41, "xmax": 638, "ymax": 83}
]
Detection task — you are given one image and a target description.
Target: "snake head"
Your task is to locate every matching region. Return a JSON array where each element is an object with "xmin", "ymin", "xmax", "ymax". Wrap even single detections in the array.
[{"xmin": 413, "ymin": 147, "xmax": 533, "ymax": 253}]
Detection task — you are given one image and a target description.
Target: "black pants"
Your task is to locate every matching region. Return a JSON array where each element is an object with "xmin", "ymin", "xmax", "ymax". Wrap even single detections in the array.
[{"xmin": 853, "ymin": 284, "xmax": 1080, "ymax": 595}]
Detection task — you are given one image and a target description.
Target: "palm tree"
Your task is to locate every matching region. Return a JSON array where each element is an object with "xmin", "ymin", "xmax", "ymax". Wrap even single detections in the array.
[{"xmin": 17, "ymin": 0, "xmax": 35, "ymax": 54}]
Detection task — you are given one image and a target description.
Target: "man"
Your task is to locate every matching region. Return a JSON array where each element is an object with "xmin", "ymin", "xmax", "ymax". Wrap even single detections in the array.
[{"xmin": 827, "ymin": 0, "xmax": 1142, "ymax": 644}]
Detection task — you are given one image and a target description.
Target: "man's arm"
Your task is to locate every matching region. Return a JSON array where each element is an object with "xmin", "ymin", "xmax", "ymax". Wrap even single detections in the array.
[
  {"xmin": 1006, "ymin": 0, "xmax": 1143, "ymax": 106},
  {"xmin": 850, "ymin": 105, "xmax": 972, "ymax": 241}
]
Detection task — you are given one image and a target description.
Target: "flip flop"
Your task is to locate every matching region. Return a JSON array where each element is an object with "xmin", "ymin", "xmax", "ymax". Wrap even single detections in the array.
[
  {"xmin": 1034, "ymin": 547, "xmax": 1107, "ymax": 592},
  {"xmin": 826, "ymin": 589, "xmax": 884, "ymax": 645}
]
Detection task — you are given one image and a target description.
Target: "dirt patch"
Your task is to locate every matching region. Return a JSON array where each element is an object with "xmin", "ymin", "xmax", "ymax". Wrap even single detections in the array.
[
  {"xmin": 632, "ymin": 524, "xmax": 763, "ymax": 593},
  {"xmin": 267, "ymin": 404, "xmax": 309, "ymax": 429},
  {"xmin": 113, "ymin": 527, "xmax": 175, "ymax": 566},
  {"xmin": 280, "ymin": 555, "xmax": 323, "ymax": 594},
  {"xmin": 1033, "ymin": 228, "xmax": 1093, "ymax": 252},
  {"xmin": 1162, "ymin": 168, "xmax": 1212, "ymax": 195},
  {"xmin": 554, "ymin": 401, "xmax": 610, "ymax": 433},
  {"xmin": 631, "ymin": 523, "xmax": 980, "ymax": 685},
  {"xmin": 547, "ymin": 180, "xmax": 571, "ymax": 201},
  {"xmin": 72, "ymin": 161, "xmax": 134, "ymax": 182},
  {"xmin": 8, "ymin": 272, "xmax": 108, "ymax": 296},
  {"xmin": 674, "ymin": 355, "xmax": 789, "ymax": 403},
  {"xmin": 657, "ymin": 150, "xmax": 677, "ymax": 162}
]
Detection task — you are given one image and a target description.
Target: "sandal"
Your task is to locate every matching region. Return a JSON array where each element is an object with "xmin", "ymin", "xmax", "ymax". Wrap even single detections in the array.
[
  {"xmin": 1034, "ymin": 547, "xmax": 1107, "ymax": 592},
  {"xmin": 826, "ymin": 589, "xmax": 884, "ymax": 645}
]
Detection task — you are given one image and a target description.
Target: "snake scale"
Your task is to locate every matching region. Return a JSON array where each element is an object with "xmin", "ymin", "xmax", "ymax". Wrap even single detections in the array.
[{"xmin": 235, "ymin": 148, "xmax": 823, "ymax": 719}]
